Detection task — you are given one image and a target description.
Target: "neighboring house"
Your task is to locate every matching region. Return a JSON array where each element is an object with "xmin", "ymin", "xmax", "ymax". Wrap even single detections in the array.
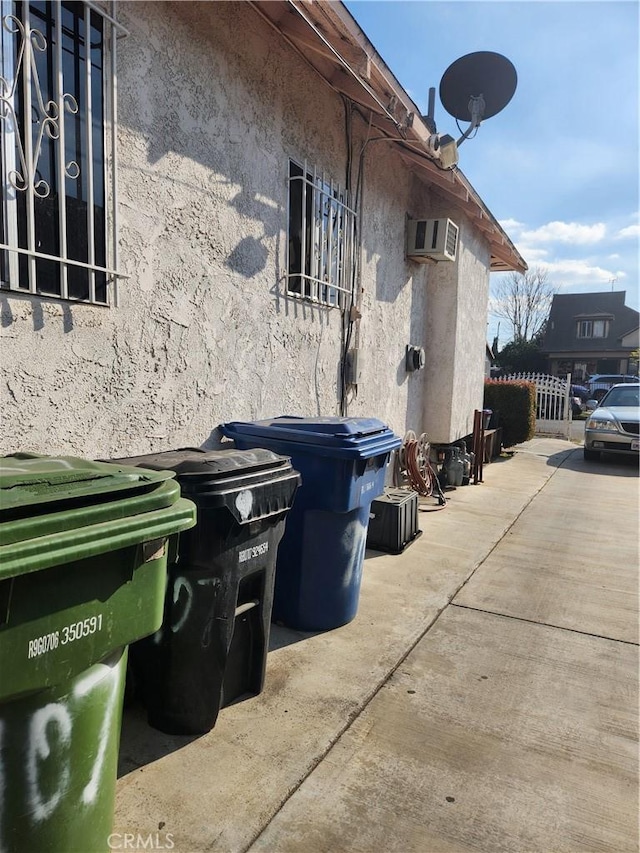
[
  {"xmin": 0, "ymin": 0, "xmax": 526, "ymax": 459},
  {"xmin": 542, "ymin": 291, "xmax": 640, "ymax": 381},
  {"xmin": 485, "ymin": 343, "xmax": 495, "ymax": 379},
  {"xmin": 621, "ymin": 326, "xmax": 640, "ymax": 375}
]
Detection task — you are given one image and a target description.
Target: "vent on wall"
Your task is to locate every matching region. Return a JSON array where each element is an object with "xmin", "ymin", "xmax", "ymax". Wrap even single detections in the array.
[{"xmin": 406, "ymin": 218, "xmax": 459, "ymax": 262}]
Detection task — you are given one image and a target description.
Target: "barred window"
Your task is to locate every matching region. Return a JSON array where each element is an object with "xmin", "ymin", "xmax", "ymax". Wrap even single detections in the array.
[
  {"xmin": 0, "ymin": 0, "xmax": 124, "ymax": 304},
  {"xmin": 287, "ymin": 159, "xmax": 356, "ymax": 309}
]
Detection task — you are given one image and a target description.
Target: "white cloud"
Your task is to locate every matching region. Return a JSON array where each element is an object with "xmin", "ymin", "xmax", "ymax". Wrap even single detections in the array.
[
  {"xmin": 493, "ymin": 214, "xmax": 637, "ymax": 305},
  {"xmin": 498, "ymin": 218, "xmax": 524, "ymax": 232},
  {"xmin": 516, "ymin": 244, "xmax": 549, "ymax": 263},
  {"xmin": 617, "ymin": 224, "xmax": 640, "ymax": 239},
  {"xmin": 542, "ymin": 258, "xmax": 626, "ymax": 284},
  {"xmin": 520, "ymin": 221, "xmax": 607, "ymax": 245}
]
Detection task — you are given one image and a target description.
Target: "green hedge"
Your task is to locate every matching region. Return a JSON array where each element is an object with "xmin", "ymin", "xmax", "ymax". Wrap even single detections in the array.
[{"xmin": 484, "ymin": 380, "xmax": 536, "ymax": 447}]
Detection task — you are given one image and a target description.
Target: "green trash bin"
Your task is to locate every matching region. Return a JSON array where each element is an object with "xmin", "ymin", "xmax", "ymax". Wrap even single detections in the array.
[{"xmin": 0, "ymin": 453, "xmax": 196, "ymax": 853}]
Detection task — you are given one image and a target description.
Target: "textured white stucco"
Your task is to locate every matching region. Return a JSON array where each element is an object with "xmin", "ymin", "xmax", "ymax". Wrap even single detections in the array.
[
  {"xmin": 1, "ymin": 1, "xmax": 494, "ymax": 457},
  {"xmin": 422, "ymin": 214, "xmax": 492, "ymax": 443}
]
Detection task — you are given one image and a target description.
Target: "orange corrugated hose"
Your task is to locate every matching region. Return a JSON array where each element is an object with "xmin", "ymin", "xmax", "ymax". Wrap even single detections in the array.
[{"xmin": 395, "ymin": 431, "xmax": 446, "ymax": 507}]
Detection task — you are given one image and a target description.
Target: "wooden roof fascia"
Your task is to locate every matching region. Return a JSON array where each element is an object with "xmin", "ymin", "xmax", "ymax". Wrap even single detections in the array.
[
  {"xmin": 266, "ymin": 1, "xmax": 403, "ymax": 129},
  {"xmin": 396, "ymin": 148, "xmax": 466, "ymax": 198},
  {"xmin": 298, "ymin": 0, "xmax": 421, "ymax": 121},
  {"xmin": 490, "ymin": 259, "xmax": 514, "ymax": 272},
  {"xmin": 266, "ymin": 3, "xmax": 373, "ymax": 79},
  {"xmin": 398, "ymin": 149, "xmax": 526, "ymax": 271},
  {"xmin": 249, "ymin": 0, "xmax": 527, "ymax": 273},
  {"xmin": 490, "ymin": 243, "xmax": 526, "ymax": 273},
  {"xmin": 253, "ymin": 1, "xmax": 434, "ymax": 148},
  {"xmin": 328, "ymin": 67, "xmax": 397, "ymax": 118}
]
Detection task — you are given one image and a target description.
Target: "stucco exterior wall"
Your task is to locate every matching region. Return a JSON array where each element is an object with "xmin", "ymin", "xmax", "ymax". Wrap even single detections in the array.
[
  {"xmin": 350, "ymin": 144, "xmax": 429, "ymax": 435},
  {"xmin": 0, "ymin": 1, "xmax": 493, "ymax": 457},
  {"xmin": 417, "ymin": 207, "xmax": 491, "ymax": 443}
]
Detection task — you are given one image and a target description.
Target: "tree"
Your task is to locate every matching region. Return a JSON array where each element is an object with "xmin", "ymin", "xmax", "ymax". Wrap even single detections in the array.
[
  {"xmin": 491, "ymin": 267, "xmax": 556, "ymax": 343},
  {"xmin": 495, "ymin": 334, "xmax": 547, "ymax": 374}
]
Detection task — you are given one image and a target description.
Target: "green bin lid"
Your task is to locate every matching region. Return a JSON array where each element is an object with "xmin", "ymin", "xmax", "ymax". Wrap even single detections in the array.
[
  {"xmin": 0, "ymin": 453, "xmax": 196, "ymax": 578},
  {"xmin": 0, "ymin": 452, "xmax": 173, "ymax": 513}
]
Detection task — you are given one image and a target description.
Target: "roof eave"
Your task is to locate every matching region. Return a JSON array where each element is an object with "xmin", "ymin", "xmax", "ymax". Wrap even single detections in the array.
[{"xmin": 250, "ymin": 0, "xmax": 527, "ymax": 274}]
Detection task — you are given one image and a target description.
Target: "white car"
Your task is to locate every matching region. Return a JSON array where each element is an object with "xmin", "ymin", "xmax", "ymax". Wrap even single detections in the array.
[
  {"xmin": 586, "ymin": 374, "xmax": 639, "ymax": 403},
  {"xmin": 583, "ymin": 383, "xmax": 640, "ymax": 461}
]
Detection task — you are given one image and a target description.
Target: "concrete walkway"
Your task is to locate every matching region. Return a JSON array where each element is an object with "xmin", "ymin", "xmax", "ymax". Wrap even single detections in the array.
[{"xmin": 114, "ymin": 439, "xmax": 639, "ymax": 853}]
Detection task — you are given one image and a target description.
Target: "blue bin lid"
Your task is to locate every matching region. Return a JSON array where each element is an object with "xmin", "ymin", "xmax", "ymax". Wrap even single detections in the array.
[{"xmin": 221, "ymin": 416, "xmax": 401, "ymax": 458}]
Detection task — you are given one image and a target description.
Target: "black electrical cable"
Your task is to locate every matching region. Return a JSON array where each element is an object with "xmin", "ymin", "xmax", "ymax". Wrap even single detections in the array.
[
  {"xmin": 339, "ymin": 107, "xmax": 372, "ymax": 416},
  {"xmin": 338, "ymin": 100, "xmax": 461, "ymax": 415}
]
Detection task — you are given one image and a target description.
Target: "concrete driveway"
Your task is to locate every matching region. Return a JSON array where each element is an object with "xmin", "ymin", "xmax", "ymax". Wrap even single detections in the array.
[{"xmin": 114, "ymin": 440, "xmax": 639, "ymax": 853}]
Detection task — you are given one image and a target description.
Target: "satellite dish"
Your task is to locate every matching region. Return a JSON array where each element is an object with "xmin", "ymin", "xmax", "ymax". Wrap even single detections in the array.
[{"xmin": 439, "ymin": 51, "xmax": 517, "ymax": 145}]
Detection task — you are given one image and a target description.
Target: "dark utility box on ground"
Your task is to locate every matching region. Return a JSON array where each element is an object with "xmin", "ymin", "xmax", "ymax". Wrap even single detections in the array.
[{"xmin": 366, "ymin": 489, "xmax": 421, "ymax": 555}]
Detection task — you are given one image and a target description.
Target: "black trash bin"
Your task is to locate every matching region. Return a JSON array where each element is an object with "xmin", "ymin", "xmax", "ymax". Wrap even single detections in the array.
[{"xmin": 110, "ymin": 448, "xmax": 300, "ymax": 735}]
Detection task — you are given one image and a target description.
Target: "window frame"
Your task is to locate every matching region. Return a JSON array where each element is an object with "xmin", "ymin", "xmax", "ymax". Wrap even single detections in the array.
[
  {"xmin": 576, "ymin": 318, "xmax": 610, "ymax": 339},
  {"xmin": 0, "ymin": 0, "xmax": 126, "ymax": 305},
  {"xmin": 286, "ymin": 158, "xmax": 356, "ymax": 310}
]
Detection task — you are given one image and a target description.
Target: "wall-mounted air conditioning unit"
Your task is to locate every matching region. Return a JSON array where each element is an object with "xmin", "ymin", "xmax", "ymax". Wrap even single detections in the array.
[{"xmin": 406, "ymin": 218, "xmax": 459, "ymax": 262}]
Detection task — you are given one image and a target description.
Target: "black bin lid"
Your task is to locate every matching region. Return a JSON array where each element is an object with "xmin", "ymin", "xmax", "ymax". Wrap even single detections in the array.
[{"xmin": 109, "ymin": 447, "xmax": 290, "ymax": 479}]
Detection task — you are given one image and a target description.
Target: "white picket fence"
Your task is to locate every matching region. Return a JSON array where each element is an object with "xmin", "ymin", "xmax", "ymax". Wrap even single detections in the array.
[{"xmin": 498, "ymin": 372, "xmax": 572, "ymax": 439}]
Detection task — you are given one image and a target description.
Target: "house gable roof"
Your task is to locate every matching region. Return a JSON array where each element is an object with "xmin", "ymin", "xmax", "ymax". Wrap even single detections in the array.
[
  {"xmin": 542, "ymin": 291, "xmax": 640, "ymax": 353},
  {"xmin": 250, "ymin": 0, "xmax": 527, "ymax": 274}
]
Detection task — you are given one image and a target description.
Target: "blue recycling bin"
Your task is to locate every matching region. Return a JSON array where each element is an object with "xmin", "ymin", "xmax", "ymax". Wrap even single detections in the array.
[{"xmin": 220, "ymin": 417, "xmax": 401, "ymax": 631}]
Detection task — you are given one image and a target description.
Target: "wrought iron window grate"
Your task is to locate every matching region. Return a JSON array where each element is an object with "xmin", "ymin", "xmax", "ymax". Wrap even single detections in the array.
[
  {"xmin": 0, "ymin": 0, "xmax": 126, "ymax": 305},
  {"xmin": 287, "ymin": 159, "xmax": 356, "ymax": 309}
]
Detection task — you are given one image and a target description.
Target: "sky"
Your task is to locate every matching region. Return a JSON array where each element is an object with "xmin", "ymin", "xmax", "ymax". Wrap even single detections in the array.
[{"xmin": 344, "ymin": 0, "xmax": 640, "ymax": 347}]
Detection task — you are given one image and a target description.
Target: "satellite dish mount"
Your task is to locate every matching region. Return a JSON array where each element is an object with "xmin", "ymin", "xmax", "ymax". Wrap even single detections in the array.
[{"xmin": 424, "ymin": 51, "xmax": 517, "ymax": 168}]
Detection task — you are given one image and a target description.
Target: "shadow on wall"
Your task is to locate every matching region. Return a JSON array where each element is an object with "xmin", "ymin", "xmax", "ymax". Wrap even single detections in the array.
[
  {"xmin": 1, "ymin": 293, "xmax": 74, "ymax": 333},
  {"xmin": 374, "ymin": 252, "xmax": 413, "ymax": 304},
  {"xmin": 116, "ymin": 4, "xmax": 291, "ymax": 316},
  {"xmin": 0, "ymin": 294, "xmax": 12, "ymax": 328},
  {"xmin": 221, "ymin": 180, "xmax": 279, "ymax": 280},
  {"xmin": 114, "ymin": 1, "xmax": 367, "ymax": 336},
  {"xmin": 225, "ymin": 236, "xmax": 268, "ymax": 279}
]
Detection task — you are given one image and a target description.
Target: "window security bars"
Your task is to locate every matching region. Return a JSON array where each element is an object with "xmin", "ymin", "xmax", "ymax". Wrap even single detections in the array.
[
  {"xmin": 1, "ymin": 0, "xmax": 124, "ymax": 305},
  {"xmin": 287, "ymin": 160, "xmax": 356, "ymax": 309}
]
